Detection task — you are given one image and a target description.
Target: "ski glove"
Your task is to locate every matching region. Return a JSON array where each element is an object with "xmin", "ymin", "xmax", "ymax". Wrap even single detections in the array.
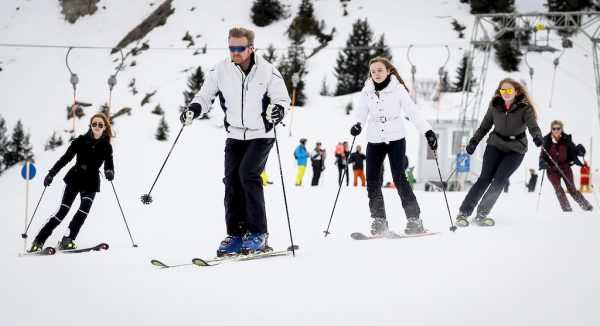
[
  {"xmin": 425, "ymin": 130, "xmax": 437, "ymax": 150},
  {"xmin": 533, "ymin": 135, "xmax": 544, "ymax": 147},
  {"xmin": 266, "ymin": 104, "xmax": 284, "ymax": 125},
  {"xmin": 44, "ymin": 170, "xmax": 56, "ymax": 187},
  {"xmin": 105, "ymin": 169, "xmax": 114, "ymax": 181},
  {"xmin": 466, "ymin": 139, "xmax": 478, "ymax": 155},
  {"xmin": 539, "ymin": 160, "xmax": 549, "ymax": 170},
  {"xmin": 576, "ymin": 144, "xmax": 586, "ymax": 156},
  {"xmin": 350, "ymin": 123, "xmax": 361, "ymax": 136},
  {"xmin": 180, "ymin": 103, "xmax": 202, "ymax": 125}
]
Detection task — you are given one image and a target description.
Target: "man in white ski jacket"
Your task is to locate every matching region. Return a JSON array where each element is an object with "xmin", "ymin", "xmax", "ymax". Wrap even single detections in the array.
[{"xmin": 181, "ymin": 27, "xmax": 291, "ymax": 256}]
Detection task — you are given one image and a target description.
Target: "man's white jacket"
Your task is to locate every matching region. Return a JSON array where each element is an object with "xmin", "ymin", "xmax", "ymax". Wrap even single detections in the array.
[
  {"xmin": 354, "ymin": 75, "xmax": 432, "ymax": 144},
  {"xmin": 191, "ymin": 54, "xmax": 291, "ymax": 140}
]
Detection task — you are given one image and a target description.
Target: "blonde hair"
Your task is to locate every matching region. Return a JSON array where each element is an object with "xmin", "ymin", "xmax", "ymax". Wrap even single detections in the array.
[
  {"xmin": 368, "ymin": 56, "xmax": 410, "ymax": 93},
  {"xmin": 493, "ymin": 78, "xmax": 538, "ymax": 120},
  {"xmin": 228, "ymin": 27, "xmax": 255, "ymax": 45},
  {"xmin": 550, "ymin": 120, "xmax": 564, "ymax": 130},
  {"xmin": 89, "ymin": 113, "xmax": 114, "ymax": 139}
]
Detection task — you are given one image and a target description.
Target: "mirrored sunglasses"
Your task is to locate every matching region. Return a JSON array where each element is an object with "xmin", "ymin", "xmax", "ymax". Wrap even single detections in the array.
[
  {"xmin": 229, "ymin": 46, "xmax": 249, "ymax": 53},
  {"xmin": 91, "ymin": 122, "xmax": 105, "ymax": 128},
  {"xmin": 499, "ymin": 88, "xmax": 515, "ymax": 95}
]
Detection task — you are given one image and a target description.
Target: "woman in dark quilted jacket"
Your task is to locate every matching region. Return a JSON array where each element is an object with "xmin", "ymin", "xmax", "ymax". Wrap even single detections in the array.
[
  {"xmin": 29, "ymin": 113, "xmax": 114, "ymax": 252},
  {"xmin": 539, "ymin": 120, "xmax": 593, "ymax": 212}
]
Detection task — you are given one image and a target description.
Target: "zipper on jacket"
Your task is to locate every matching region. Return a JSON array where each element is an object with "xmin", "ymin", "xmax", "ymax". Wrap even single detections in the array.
[{"xmin": 238, "ymin": 68, "xmax": 246, "ymax": 127}]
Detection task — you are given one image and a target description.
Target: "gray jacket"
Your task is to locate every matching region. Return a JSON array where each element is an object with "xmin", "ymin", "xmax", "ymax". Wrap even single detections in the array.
[{"xmin": 472, "ymin": 96, "xmax": 542, "ymax": 154}]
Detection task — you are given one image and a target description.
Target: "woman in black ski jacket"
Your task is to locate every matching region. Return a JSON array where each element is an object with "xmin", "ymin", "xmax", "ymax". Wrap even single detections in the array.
[
  {"xmin": 456, "ymin": 78, "xmax": 543, "ymax": 226},
  {"xmin": 539, "ymin": 120, "xmax": 592, "ymax": 212},
  {"xmin": 29, "ymin": 113, "xmax": 114, "ymax": 252}
]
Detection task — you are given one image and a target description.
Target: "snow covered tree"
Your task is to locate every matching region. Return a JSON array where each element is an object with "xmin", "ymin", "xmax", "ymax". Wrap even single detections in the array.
[
  {"xmin": 156, "ymin": 117, "xmax": 169, "ymax": 141},
  {"xmin": 372, "ymin": 34, "xmax": 392, "ymax": 61},
  {"xmin": 262, "ymin": 44, "xmax": 278, "ymax": 63},
  {"xmin": 287, "ymin": 0, "xmax": 320, "ymax": 44},
  {"xmin": 251, "ymin": 0, "xmax": 286, "ymax": 27},
  {"xmin": 44, "ymin": 132, "xmax": 63, "ymax": 151},
  {"xmin": 181, "ymin": 66, "xmax": 205, "ymax": 113},
  {"xmin": 319, "ymin": 76, "xmax": 330, "ymax": 96},
  {"xmin": 152, "ymin": 104, "xmax": 164, "ymax": 115},
  {"xmin": 278, "ymin": 45, "xmax": 307, "ymax": 106},
  {"xmin": 452, "ymin": 52, "xmax": 475, "ymax": 92},
  {"xmin": 547, "ymin": 0, "xmax": 593, "ymax": 11},
  {"xmin": 4, "ymin": 120, "xmax": 33, "ymax": 168},
  {"xmin": 334, "ymin": 18, "xmax": 374, "ymax": 95},
  {"xmin": 494, "ymin": 31, "xmax": 521, "ymax": 72},
  {"xmin": 0, "ymin": 116, "xmax": 7, "ymax": 174}
]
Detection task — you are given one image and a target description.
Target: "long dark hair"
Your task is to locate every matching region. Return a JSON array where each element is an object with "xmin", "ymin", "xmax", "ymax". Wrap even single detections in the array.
[
  {"xmin": 368, "ymin": 56, "xmax": 410, "ymax": 93},
  {"xmin": 492, "ymin": 78, "xmax": 538, "ymax": 120}
]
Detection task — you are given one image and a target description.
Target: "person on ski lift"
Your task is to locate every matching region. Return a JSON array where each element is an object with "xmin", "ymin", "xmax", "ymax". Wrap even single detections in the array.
[
  {"xmin": 29, "ymin": 113, "xmax": 114, "ymax": 252},
  {"xmin": 539, "ymin": 120, "xmax": 593, "ymax": 212},
  {"xmin": 456, "ymin": 78, "xmax": 543, "ymax": 227},
  {"xmin": 349, "ymin": 56, "xmax": 438, "ymax": 235},
  {"xmin": 180, "ymin": 27, "xmax": 291, "ymax": 256}
]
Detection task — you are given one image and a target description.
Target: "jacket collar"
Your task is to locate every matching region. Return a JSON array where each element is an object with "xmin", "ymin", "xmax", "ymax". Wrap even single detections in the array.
[
  {"xmin": 491, "ymin": 94, "xmax": 526, "ymax": 112},
  {"xmin": 363, "ymin": 74, "xmax": 400, "ymax": 93}
]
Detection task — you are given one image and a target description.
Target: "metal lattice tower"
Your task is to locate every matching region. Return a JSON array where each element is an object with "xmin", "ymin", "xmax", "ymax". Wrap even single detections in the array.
[{"xmin": 459, "ymin": 11, "xmax": 600, "ymax": 132}]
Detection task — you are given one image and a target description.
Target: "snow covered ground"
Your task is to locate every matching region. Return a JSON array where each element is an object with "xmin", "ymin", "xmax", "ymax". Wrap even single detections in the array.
[{"xmin": 1, "ymin": 0, "xmax": 600, "ymax": 325}]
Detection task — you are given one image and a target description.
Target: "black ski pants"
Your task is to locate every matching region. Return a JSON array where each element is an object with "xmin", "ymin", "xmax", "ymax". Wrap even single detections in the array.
[
  {"xmin": 224, "ymin": 138, "xmax": 274, "ymax": 236},
  {"xmin": 459, "ymin": 144, "xmax": 524, "ymax": 216},
  {"xmin": 35, "ymin": 184, "xmax": 96, "ymax": 244},
  {"xmin": 311, "ymin": 162, "xmax": 322, "ymax": 186},
  {"xmin": 337, "ymin": 164, "xmax": 349, "ymax": 186},
  {"xmin": 366, "ymin": 139, "xmax": 420, "ymax": 220}
]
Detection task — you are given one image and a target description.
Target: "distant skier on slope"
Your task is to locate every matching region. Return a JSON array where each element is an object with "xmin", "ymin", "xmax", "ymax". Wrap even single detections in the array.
[
  {"xmin": 29, "ymin": 113, "xmax": 114, "ymax": 252},
  {"xmin": 180, "ymin": 27, "xmax": 291, "ymax": 256},
  {"xmin": 456, "ymin": 78, "xmax": 542, "ymax": 227},
  {"xmin": 539, "ymin": 120, "xmax": 593, "ymax": 212},
  {"xmin": 349, "ymin": 56, "xmax": 438, "ymax": 236}
]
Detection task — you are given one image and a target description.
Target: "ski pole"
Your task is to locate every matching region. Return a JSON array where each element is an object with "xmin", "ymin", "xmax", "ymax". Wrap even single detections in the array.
[
  {"xmin": 590, "ymin": 184, "xmax": 600, "ymax": 210},
  {"xmin": 272, "ymin": 126, "xmax": 297, "ymax": 256},
  {"xmin": 535, "ymin": 170, "xmax": 546, "ymax": 214},
  {"xmin": 540, "ymin": 147, "xmax": 576, "ymax": 189},
  {"xmin": 21, "ymin": 186, "xmax": 47, "ymax": 239},
  {"xmin": 323, "ymin": 135, "xmax": 356, "ymax": 237},
  {"xmin": 445, "ymin": 155, "xmax": 468, "ymax": 185},
  {"xmin": 111, "ymin": 181, "xmax": 138, "ymax": 247},
  {"xmin": 141, "ymin": 111, "xmax": 193, "ymax": 204},
  {"xmin": 432, "ymin": 149, "xmax": 457, "ymax": 232}
]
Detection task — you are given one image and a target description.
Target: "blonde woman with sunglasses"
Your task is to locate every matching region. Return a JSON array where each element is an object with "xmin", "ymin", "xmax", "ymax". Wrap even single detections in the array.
[
  {"xmin": 456, "ymin": 78, "xmax": 543, "ymax": 227},
  {"xmin": 29, "ymin": 113, "xmax": 114, "ymax": 252}
]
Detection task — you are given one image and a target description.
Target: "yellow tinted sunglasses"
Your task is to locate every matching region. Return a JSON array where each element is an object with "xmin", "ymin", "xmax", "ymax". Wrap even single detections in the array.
[{"xmin": 499, "ymin": 88, "xmax": 515, "ymax": 95}]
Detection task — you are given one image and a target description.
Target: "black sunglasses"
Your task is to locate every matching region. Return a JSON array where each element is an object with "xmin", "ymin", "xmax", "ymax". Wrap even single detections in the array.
[
  {"xmin": 229, "ymin": 45, "xmax": 249, "ymax": 53},
  {"xmin": 91, "ymin": 122, "xmax": 105, "ymax": 128},
  {"xmin": 552, "ymin": 127, "xmax": 562, "ymax": 131}
]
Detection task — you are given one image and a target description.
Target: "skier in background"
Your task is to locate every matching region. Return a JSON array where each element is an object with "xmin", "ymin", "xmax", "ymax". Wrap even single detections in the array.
[
  {"xmin": 527, "ymin": 169, "xmax": 538, "ymax": 192},
  {"xmin": 335, "ymin": 141, "xmax": 350, "ymax": 186},
  {"xmin": 348, "ymin": 145, "xmax": 366, "ymax": 187},
  {"xmin": 349, "ymin": 56, "xmax": 438, "ymax": 235},
  {"xmin": 181, "ymin": 27, "xmax": 290, "ymax": 256},
  {"xmin": 539, "ymin": 120, "xmax": 592, "ymax": 212},
  {"xmin": 456, "ymin": 78, "xmax": 542, "ymax": 227},
  {"xmin": 455, "ymin": 145, "xmax": 470, "ymax": 191},
  {"xmin": 294, "ymin": 138, "xmax": 309, "ymax": 186},
  {"xmin": 310, "ymin": 141, "xmax": 326, "ymax": 186},
  {"xmin": 29, "ymin": 113, "xmax": 114, "ymax": 252}
]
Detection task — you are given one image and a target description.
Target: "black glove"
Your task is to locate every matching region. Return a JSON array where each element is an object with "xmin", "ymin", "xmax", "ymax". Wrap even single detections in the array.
[
  {"xmin": 533, "ymin": 135, "xmax": 544, "ymax": 147},
  {"xmin": 539, "ymin": 160, "xmax": 549, "ymax": 170},
  {"xmin": 44, "ymin": 170, "xmax": 56, "ymax": 187},
  {"xmin": 105, "ymin": 169, "xmax": 114, "ymax": 181},
  {"xmin": 350, "ymin": 123, "xmax": 361, "ymax": 136},
  {"xmin": 466, "ymin": 139, "xmax": 478, "ymax": 155},
  {"xmin": 425, "ymin": 130, "xmax": 437, "ymax": 150},
  {"xmin": 180, "ymin": 103, "xmax": 202, "ymax": 124},
  {"xmin": 266, "ymin": 104, "xmax": 284, "ymax": 125},
  {"xmin": 576, "ymin": 144, "xmax": 586, "ymax": 156}
]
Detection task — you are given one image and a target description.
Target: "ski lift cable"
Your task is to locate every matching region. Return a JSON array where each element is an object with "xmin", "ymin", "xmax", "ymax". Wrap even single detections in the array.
[
  {"xmin": 524, "ymin": 50, "xmax": 534, "ymax": 95},
  {"xmin": 65, "ymin": 47, "xmax": 79, "ymax": 140},
  {"xmin": 107, "ymin": 48, "xmax": 125, "ymax": 123},
  {"xmin": 535, "ymin": 53, "xmax": 595, "ymax": 90},
  {"xmin": 548, "ymin": 48, "xmax": 566, "ymax": 108}
]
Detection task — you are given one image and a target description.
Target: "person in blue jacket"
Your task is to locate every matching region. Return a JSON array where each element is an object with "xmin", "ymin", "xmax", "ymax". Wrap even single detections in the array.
[
  {"xmin": 294, "ymin": 138, "xmax": 309, "ymax": 186},
  {"xmin": 456, "ymin": 145, "xmax": 470, "ymax": 191}
]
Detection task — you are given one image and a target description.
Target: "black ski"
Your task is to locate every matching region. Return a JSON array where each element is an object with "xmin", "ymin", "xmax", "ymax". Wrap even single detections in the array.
[
  {"xmin": 351, "ymin": 230, "xmax": 439, "ymax": 240},
  {"xmin": 59, "ymin": 243, "xmax": 109, "ymax": 254},
  {"xmin": 19, "ymin": 247, "xmax": 56, "ymax": 257}
]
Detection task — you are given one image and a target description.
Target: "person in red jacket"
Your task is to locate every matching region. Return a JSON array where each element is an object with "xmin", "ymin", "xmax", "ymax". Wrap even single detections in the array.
[{"xmin": 539, "ymin": 120, "xmax": 593, "ymax": 212}]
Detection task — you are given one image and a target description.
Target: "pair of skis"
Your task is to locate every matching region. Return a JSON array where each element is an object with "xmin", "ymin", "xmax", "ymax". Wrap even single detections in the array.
[
  {"xmin": 151, "ymin": 245, "xmax": 298, "ymax": 269},
  {"xmin": 19, "ymin": 243, "xmax": 109, "ymax": 257},
  {"xmin": 351, "ymin": 230, "xmax": 439, "ymax": 240}
]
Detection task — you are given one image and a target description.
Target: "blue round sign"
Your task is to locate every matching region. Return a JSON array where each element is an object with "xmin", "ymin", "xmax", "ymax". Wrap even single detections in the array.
[{"xmin": 21, "ymin": 163, "xmax": 37, "ymax": 180}]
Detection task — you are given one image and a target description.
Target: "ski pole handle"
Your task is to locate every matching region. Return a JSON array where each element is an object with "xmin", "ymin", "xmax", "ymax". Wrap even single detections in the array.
[{"xmin": 184, "ymin": 110, "xmax": 194, "ymax": 126}]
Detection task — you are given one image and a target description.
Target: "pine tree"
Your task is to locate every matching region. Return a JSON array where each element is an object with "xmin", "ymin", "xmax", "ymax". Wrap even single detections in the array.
[
  {"xmin": 4, "ymin": 120, "xmax": 33, "ymax": 168},
  {"xmin": 334, "ymin": 19, "xmax": 374, "ymax": 95},
  {"xmin": 152, "ymin": 104, "xmax": 164, "ymax": 115},
  {"xmin": 345, "ymin": 101, "xmax": 353, "ymax": 115},
  {"xmin": 251, "ymin": 0, "xmax": 285, "ymax": 27},
  {"xmin": 494, "ymin": 31, "xmax": 521, "ymax": 72},
  {"xmin": 181, "ymin": 66, "xmax": 205, "ymax": 113},
  {"xmin": 44, "ymin": 132, "xmax": 63, "ymax": 151},
  {"xmin": 0, "ymin": 116, "xmax": 8, "ymax": 174},
  {"xmin": 262, "ymin": 44, "xmax": 278, "ymax": 63},
  {"xmin": 452, "ymin": 52, "xmax": 475, "ymax": 92},
  {"xmin": 287, "ymin": 0, "xmax": 320, "ymax": 44},
  {"xmin": 319, "ymin": 76, "xmax": 330, "ymax": 96},
  {"xmin": 372, "ymin": 34, "xmax": 392, "ymax": 60},
  {"xmin": 469, "ymin": 0, "xmax": 493, "ymax": 13},
  {"xmin": 547, "ymin": 0, "xmax": 592, "ymax": 11},
  {"xmin": 278, "ymin": 45, "xmax": 307, "ymax": 106},
  {"xmin": 156, "ymin": 117, "xmax": 169, "ymax": 141}
]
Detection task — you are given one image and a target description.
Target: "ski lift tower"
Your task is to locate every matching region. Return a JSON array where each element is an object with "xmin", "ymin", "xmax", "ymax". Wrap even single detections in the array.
[{"xmin": 459, "ymin": 11, "xmax": 600, "ymax": 132}]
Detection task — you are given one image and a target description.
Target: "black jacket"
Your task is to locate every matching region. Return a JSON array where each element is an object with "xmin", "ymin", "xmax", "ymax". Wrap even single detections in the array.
[
  {"xmin": 50, "ymin": 131, "xmax": 114, "ymax": 192},
  {"xmin": 540, "ymin": 132, "xmax": 584, "ymax": 167}
]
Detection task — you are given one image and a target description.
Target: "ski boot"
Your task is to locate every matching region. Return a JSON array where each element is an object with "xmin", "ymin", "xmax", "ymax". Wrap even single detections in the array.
[
  {"xmin": 241, "ymin": 233, "xmax": 271, "ymax": 255},
  {"xmin": 216, "ymin": 235, "xmax": 243, "ymax": 257},
  {"xmin": 58, "ymin": 236, "xmax": 77, "ymax": 250},
  {"xmin": 370, "ymin": 217, "xmax": 389, "ymax": 236},
  {"xmin": 474, "ymin": 212, "xmax": 495, "ymax": 226},
  {"xmin": 456, "ymin": 212, "xmax": 470, "ymax": 227},
  {"xmin": 28, "ymin": 240, "xmax": 44, "ymax": 253},
  {"xmin": 405, "ymin": 217, "xmax": 426, "ymax": 235}
]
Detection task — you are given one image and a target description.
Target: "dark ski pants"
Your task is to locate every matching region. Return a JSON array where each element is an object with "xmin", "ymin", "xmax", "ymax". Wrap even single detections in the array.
[
  {"xmin": 338, "ymin": 164, "xmax": 349, "ymax": 186},
  {"xmin": 311, "ymin": 163, "xmax": 322, "ymax": 186},
  {"xmin": 224, "ymin": 138, "xmax": 274, "ymax": 236},
  {"xmin": 366, "ymin": 139, "xmax": 420, "ymax": 220},
  {"xmin": 547, "ymin": 165, "xmax": 592, "ymax": 211},
  {"xmin": 459, "ymin": 145, "xmax": 523, "ymax": 216},
  {"xmin": 35, "ymin": 184, "xmax": 96, "ymax": 244}
]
